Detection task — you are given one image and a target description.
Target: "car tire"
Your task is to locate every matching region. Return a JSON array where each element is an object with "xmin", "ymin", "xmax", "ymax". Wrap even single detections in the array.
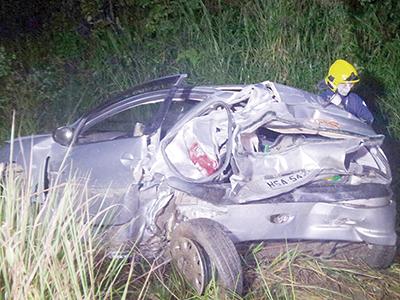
[{"xmin": 169, "ymin": 218, "xmax": 243, "ymax": 296}]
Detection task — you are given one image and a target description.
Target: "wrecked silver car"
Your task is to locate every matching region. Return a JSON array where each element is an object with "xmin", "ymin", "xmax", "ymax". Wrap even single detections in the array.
[{"xmin": 0, "ymin": 74, "xmax": 397, "ymax": 295}]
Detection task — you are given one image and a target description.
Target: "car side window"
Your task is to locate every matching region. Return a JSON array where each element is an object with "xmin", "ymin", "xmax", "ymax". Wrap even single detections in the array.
[{"xmin": 78, "ymin": 102, "xmax": 161, "ymax": 144}]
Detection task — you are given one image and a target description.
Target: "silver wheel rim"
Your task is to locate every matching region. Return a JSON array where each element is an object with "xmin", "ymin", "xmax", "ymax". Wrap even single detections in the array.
[{"xmin": 171, "ymin": 237, "xmax": 210, "ymax": 294}]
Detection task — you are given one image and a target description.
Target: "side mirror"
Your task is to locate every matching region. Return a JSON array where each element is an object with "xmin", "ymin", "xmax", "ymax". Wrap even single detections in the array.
[{"xmin": 53, "ymin": 126, "xmax": 74, "ymax": 146}]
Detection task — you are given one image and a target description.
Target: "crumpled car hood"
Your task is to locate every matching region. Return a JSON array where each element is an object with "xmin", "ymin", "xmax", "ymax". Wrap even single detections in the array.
[
  {"xmin": 269, "ymin": 82, "xmax": 376, "ymax": 137},
  {"xmin": 151, "ymin": 82, "xmax": 390, "ymax": 202}
]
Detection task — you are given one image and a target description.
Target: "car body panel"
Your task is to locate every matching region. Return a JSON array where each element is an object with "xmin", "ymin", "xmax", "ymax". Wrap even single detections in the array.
[
  {"xmin": 271, "ymin": 82, "xmax": 376, "ymax": 137},
  {"xmin": 151, "ymin": 83, "xmax": 390, "ymax": 202},
  {"xmin": 0, "ymin": 134, "xmax": 54, "ymax": 201},
  {"xmin": 175, "ymin": 194, "xmax": 397, "ymax": 246},
  {"xmin": 0, "ymin": 75, "xmax": 396, "ymax": 256}
]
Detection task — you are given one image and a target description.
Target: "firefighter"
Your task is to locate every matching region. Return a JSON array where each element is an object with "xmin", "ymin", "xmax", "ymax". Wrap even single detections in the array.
[{"xmin": 320, "ymin": 59, "xmax": 374, "ymax": 124}]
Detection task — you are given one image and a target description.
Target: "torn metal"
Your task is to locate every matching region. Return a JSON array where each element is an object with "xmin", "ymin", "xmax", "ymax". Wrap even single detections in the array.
[
  {"xmin": 150, "ymin": 82, "xmax": 390, "ymax": 203},
  {"xmin": 0, "ymin": 77, "xmax": 395, "ymax": 257}
]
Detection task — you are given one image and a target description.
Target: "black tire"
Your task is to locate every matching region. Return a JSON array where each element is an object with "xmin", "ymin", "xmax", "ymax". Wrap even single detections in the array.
[{"xmin": 170, "ymin": 218, "xmax": 243, "ymax": 296}]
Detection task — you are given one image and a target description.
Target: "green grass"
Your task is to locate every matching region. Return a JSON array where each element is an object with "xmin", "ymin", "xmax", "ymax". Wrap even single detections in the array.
[
  {"xmin": 243, "ymin": 244, "xmax": 400, "ymax": 300},
  {"xmin": 0, "ymin": 0, "xmax": 399, "ymax": 299},
  {"xmin": 0, "ymin": 128, "xmax": 399, "ymax": 299},
  {"xmin": 0, "ymin": 0, "xmax": 399, "ymax": 139},
  {"xmin": 0, "ymin": 164, "xmax": 127, "ymax": 299},
  {"xmin": 0, "ymin": 163, "xmax": 399, "ymax": 299}
]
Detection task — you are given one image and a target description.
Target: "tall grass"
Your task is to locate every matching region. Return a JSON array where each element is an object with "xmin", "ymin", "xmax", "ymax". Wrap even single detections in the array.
[
  {"xmin": 243, "ymin": 243, "xmax": 400, "ymax": 299},
  {"xmin": 1, "ymin": 160, "xmax": 400, "ymax": 299},
  {"xmin": 0, "ymin": 1, "xmax": 399, "ymax": 299},
  {"xmin": 0, "ymin": 117, "xmax": 144, "ymax": 299},
  {"xmin": 0, "ymin": 164, "xmax": 127, "ymax": 299},
  {"xmin": 0, "ymin": 0, "xmax": 399, "ymax": 139}
]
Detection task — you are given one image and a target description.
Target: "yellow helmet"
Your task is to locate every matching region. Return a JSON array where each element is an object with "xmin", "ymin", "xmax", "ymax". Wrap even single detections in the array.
[{"xmin": 325, "ymin": 59, "xmax": 360, "ymax": 92}]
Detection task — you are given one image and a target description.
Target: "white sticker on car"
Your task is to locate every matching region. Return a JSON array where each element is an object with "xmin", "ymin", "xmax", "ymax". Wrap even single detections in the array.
[{"xmin": 264, "ymin": 170, "xmax": 311, "ymax": 189}]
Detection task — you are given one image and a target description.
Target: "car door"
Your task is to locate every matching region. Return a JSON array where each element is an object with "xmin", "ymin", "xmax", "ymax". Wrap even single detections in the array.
[{"xmin": 48, "ymin": 100, "xmax": 162, "ymax": 224}]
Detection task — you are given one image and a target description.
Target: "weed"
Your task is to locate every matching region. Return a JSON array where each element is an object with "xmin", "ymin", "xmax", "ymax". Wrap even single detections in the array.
[{"xmin": 0, "ymin": 0, "xmax": 399, "ymax": 299}]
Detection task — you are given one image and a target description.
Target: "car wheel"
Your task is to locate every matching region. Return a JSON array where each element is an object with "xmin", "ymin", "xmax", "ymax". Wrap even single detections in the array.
[{"xmin": 169, "ymin": 218, "xmax": 243, "ymax": 296}]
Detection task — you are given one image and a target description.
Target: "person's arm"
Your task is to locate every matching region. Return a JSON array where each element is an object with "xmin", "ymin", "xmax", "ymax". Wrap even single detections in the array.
[
  {"xmin": 319, "ymin": 90, "xmax": 332, "ymax": 101},
  {"xmin": 348, "ymin": 94, "xmax": 374, "ymax": 124},
  {"xmin": 319, "ymin": 90, "xmax": 336, "ymax": 107}
]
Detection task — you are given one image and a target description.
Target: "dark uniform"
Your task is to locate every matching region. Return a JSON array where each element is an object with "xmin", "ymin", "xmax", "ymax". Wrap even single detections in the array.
[{"xmin": 320, "ymin": 89, "xmax": 374, "ymax": 125}]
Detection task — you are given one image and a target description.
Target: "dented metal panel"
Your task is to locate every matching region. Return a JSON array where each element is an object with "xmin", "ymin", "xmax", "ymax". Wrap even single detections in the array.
[
  {"xmin": 176, "ymin": 197, "xmax": 397, "ymax": 246},
  {"xmin": 152, "ymin": 82, "xmax": 390, "ymax": 203},
  {"xmin": 0, "ymin": 76, "xmax": 396, "ymax": 257}
]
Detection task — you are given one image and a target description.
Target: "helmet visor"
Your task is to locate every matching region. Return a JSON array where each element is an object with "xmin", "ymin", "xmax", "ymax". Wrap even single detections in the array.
[{"xmin": 345, "ymin": 72, "xmax": 359, "ymax": 82}]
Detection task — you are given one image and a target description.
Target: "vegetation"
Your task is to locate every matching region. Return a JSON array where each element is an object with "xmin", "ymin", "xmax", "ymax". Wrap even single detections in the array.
[
  {"xmin": 0, "ymin": 0, "xmax": 399, "ymax": 299},
  {"xmin": 1, "ymin": 169, "xmax": 399, "ymax": 299},
  {"xmin": 0, "ymin": 169, "xmax": 400, "ymax": 300},
  {"xmin": 0, "ymin": 0, "xmax": 399, "ymax": 139}
]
